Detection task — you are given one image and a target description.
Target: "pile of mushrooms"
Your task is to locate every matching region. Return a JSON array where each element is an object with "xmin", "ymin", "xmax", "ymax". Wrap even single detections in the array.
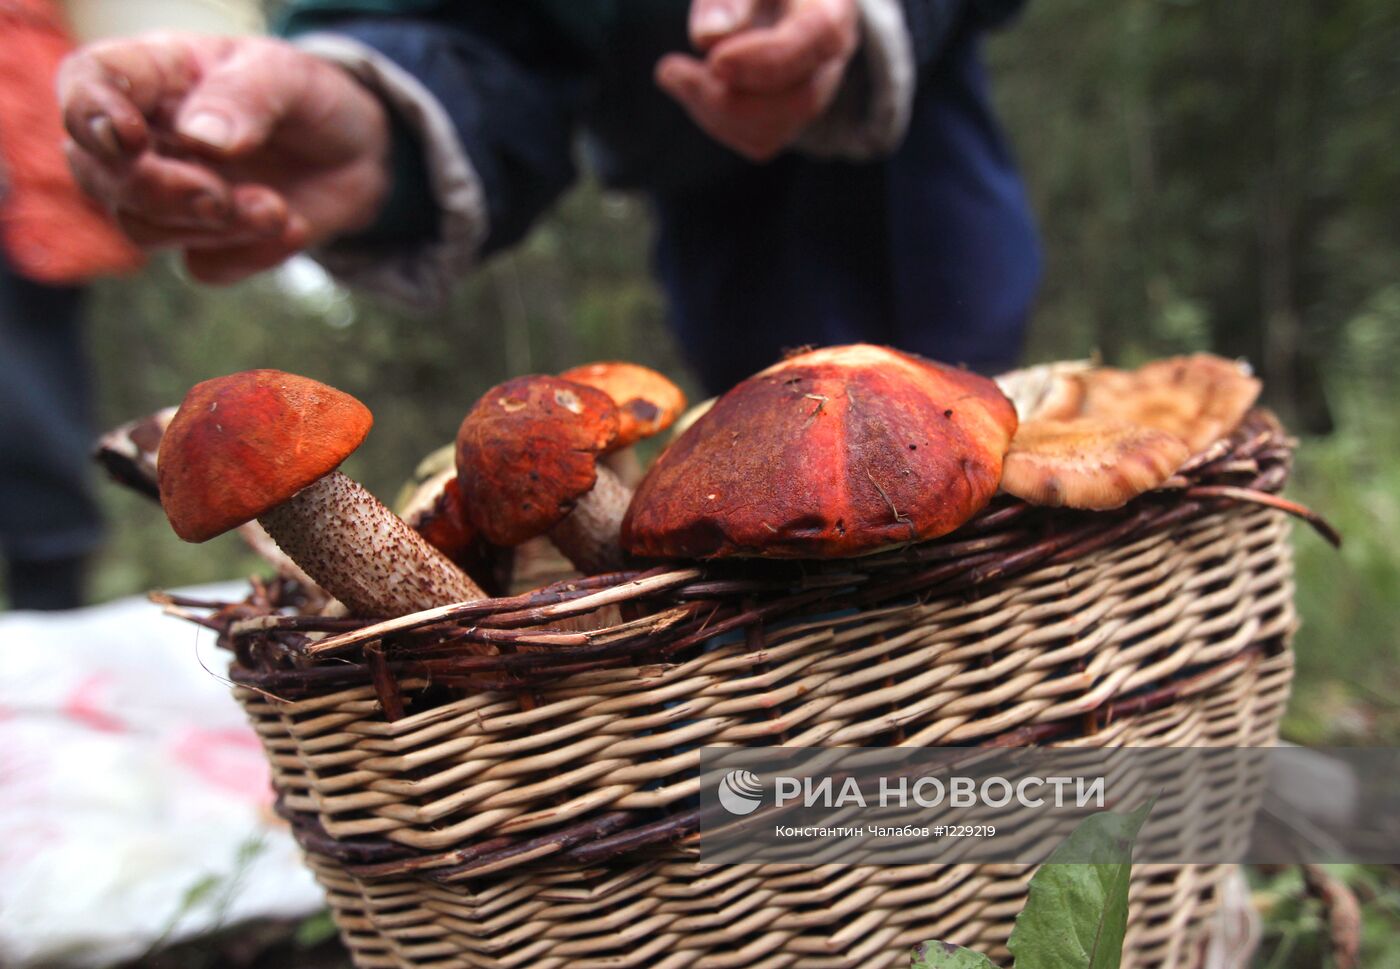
[
  {"xmin": 993, "ymin": 353, "xmax": 1261, "ymax": 509},
  {"xmin": 107, "ymin": 347, "xmax": 1266, "ymax": 620}
]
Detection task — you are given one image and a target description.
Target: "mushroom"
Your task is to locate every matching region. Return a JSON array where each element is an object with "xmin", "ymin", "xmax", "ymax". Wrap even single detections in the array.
[
  {"xmin": 621, "ymin": 344, "xmax": 1019, "ymax": 559},
  {"xmin": 94, "ymin": 405, "xmax": 319, "ymax": 590},
  {"xmin": 669, "ymin": 397, "xmax": 717, "ymax": 444},
  {"xmin": 1079, "ymin": 353, "xmax": 1261, "ymax": 453},
  {"xmin": 397, "ymin": 467, "xmax": 475, "ymax": 563},
  {"xmin": 999, "ymin": 417, "xmax": 1191, "ymax": 510},
  {"xmin": 994, "ymin": 360, "xmax": 1091, "ymax": 422},
  {"xmin": 94, "ymin": 406, "xmax": 177, "ymax": 500},
  {"xmin": 455, "ymin": 375, "xmax": 629, "ymax": 574},
  {"xmin": 558, "ymin": 362, "xmax": 687, "ymax": 486},
  {"xmin": 395, "ymin": 464, "xmax": 516, "ymax": 596},
  {"xmin": 158, "ymin": 370, "xmax": 485, "ymax": 616}
]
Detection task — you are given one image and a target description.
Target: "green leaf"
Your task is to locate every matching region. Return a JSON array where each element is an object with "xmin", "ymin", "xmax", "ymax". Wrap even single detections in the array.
[
  {"xmin": 295, "ymin": 909, "xmax": 340, "ymax": 948},
  {"xmin": 1007, "ymin": 802, "xmax": 1153, "ymax": 969},
  {"xmin": 911, "ymin": 940, "xmax": 1000, "ymax": 969}
]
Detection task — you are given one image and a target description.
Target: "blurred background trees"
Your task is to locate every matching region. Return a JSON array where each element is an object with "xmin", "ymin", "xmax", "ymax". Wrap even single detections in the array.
[{"xmin": 67, "ymin": 0, "xmax": 1400, "ymax": 743}]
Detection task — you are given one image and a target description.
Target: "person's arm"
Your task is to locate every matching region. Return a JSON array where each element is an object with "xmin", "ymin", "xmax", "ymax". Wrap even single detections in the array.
[
  {"xmin": 58, "ymin": 9, "xmax": 583, "ymax": 301},
  {"xmin": 280, "ymin": 9, "xmax": 584, "ymax": 303},
  {"xmin": 658, "ymin": 0, "xmax": 1027, "ymax": 163}
]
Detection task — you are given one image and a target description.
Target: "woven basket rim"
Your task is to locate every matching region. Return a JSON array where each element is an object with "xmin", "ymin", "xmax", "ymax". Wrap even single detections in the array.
[{"xmin": 172, "ymin": 408, "xmax": 1325, "ymax": 701}]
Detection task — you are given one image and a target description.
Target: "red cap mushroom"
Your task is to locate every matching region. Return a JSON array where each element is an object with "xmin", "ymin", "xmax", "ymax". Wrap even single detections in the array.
[
  {"xmin": 158, "ymin": 370, "xmax": 485, "ymax": 616},
  {"xmin": 558, "ymin": 361, "xmax": 688, "ymax": 487},
  {"xmin": 455, "ymin": 375, "xmax": 628, "ymax": 574},
  {"xmin": 558, "ymin": 362, "xmax": 687, "ymax": 449},
  {"xmin": 1000, "ymin": 417, "xmax": 1191, "ymax": 510},
  {"xmin": 622, "ymin": 344, "xmax": 1018, "ymax": 558},
  {"xmin": 96, "ymin": 404, "xmax": 318, "ymax": 590}
]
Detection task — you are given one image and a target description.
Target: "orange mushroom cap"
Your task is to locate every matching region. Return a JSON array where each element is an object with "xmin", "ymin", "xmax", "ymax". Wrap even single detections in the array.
[
  {"xmin": 1000, "ymin": 417, "xmax": 1190, "ymax": 510},
  {"xmin": 157, "ymin": 370, "xmax": 372, "ymax": 543},
  {"xmin": 558, "ymin": 362, "xmax": 687, "ymax": 449},
  {"xmin": 455, "ymin": 375, "xmax": 620, "ymax": 546},
  {"xmin": 622, "ymin": 344, "xmax": 1018, "ymax": 559},
  {"xmin": 1080, "ymin": 354, "xmax": 1261, "ymax": 453}
]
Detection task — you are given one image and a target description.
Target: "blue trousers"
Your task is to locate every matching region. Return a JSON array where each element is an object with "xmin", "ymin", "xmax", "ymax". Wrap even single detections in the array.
[{"xmin": 0, "ymin": 255, "xmax": 101, "ymax": 570}]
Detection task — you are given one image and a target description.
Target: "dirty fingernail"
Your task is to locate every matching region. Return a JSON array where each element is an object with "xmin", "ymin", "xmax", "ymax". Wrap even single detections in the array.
[{"xmin": 181, "ymin": 112, "xmax": 233, "ymax": 150}]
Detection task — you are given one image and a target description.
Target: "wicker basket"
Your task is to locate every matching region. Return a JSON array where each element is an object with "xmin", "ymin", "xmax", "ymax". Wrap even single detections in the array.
[{"xmin": 189, "ymin": 410, "xmax": 1311, "ymax": 969}]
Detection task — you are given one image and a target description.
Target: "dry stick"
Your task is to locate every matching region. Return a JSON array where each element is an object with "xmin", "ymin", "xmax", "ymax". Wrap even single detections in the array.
[
  {"xmin": 1300, "ymin": 864, "xmax": 1362, "ymax": 969},
  {"xmin": 1186, "ymin": 485, "xmax": 1342, "ymax": 547},
  {"xmin": 302, "ymin": 568, "xmax": 696, "ymax": 657},
  {"xmin": 365, "ymin": 643, "xmax": 405, "ymax": 721}
]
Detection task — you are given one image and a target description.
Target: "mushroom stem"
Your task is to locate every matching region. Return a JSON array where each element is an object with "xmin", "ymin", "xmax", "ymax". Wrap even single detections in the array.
[
  {"xmin": 547, "ymin": 464, "xmax": 631, "ymax": 574},
  {"xmin": 259, "ymin": 471, "xmax": 485, "ymax": 617}
]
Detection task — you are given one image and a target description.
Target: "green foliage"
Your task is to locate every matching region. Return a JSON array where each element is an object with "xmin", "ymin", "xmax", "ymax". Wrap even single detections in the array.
[
  {"xmin": 914, "ymin": 804, "xmax": 1151, "ymax": 969},
  {"xmin": 294, "ymin": 911, "xmax": 341, "ymax": 949},
  {"xmin": 1253, "ymin": 865, "xmax": 1400, "ymax": 968},
  {"xmin": 911, "ymin": 941, "xmax": 999, "ymax": 969},
  {"xmin": 1007, "ymin": 803, "xmax": 1151, "ymax": 969}
]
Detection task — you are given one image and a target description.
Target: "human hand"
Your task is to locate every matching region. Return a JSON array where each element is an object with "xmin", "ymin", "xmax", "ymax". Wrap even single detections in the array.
[
  {"xmin": 59, "ymin": 34, "xmax": 391, "ymax": 284},
  {"xmin": 656, "ymin": 0, "xmax": 859, "ymax": 162}
]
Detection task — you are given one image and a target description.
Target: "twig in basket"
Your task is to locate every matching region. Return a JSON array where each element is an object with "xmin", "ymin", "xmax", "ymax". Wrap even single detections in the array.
[
  {"xmin": 365, "ymin": 644, "xmax": 405, "ymax": 721},
  {"xmin": 300, "ymin": 568, "xmax": 691, "ymax": 656},
  {"xmin": 1185, "ymin": 485, "xmax": 1341, "ymax": 547},
  {"xmin": 156, "ymin": 603, "xmax": 225, "ymax": 631},
  {"xmin": 478, "ymin": 568, "xmax": 703, "ymax": 628},
  {"xmin": 560, "ymin": 808, "xmax": 700, "ymax": 865}
]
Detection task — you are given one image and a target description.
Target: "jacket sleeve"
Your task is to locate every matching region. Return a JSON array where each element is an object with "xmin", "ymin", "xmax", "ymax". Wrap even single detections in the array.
[
  {"xmin": 796, "ymin": 0, "xmax": 1025, "ymax": 160},
  {"xmin": 281, "ymin": 10, "xmax": 584, "ymax": 304},
  {"xmin": 898, "ymin": 0, "xmax": 1027, "ymax": 70}
]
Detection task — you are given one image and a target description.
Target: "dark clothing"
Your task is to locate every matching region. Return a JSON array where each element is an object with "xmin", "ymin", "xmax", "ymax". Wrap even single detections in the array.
[
  {"xmin": 0, "ymin": 253, "xmax": 101, "ymax": 569},
  {"xmin": 655, "ymin": 27, "xmax": 1039, "ymax": 389},
  {"xmin": 282, "ymin": 1, "xmax": 1040, "ymax": 392}
]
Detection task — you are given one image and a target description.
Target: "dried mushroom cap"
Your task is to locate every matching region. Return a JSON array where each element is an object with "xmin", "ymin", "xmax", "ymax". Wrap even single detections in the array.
[
  {"xmin": 558, "ymin": 362, "xmax": 687, "ymax": 449},
  {"xmin": 1001, "ymin": 417, "xmax": 1191, "ymax": 510},
  {"xmin": 455, "ymin": 375, "xmax": 620, "ymax": 546},
  {"xmin": 158, "ymin": 369, "xmax": 372, "ymax": 543},
  {"xmin": 1080, "ymin": 353, "xmax": 1261, "ymax": 453},
  {"xmin": 994, "ymin": 361, "xmax": 1090, "ymax": 422},
  {"xmin": 622, "ymin": 344, "xmax": 1018, "ymax": 559},
  {"xmin": 94, "ymin": 405, "xmax": 177, "ymax": 500}
]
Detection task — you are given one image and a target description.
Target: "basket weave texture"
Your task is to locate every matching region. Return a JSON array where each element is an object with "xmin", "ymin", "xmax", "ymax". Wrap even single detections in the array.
[{"xmin": 212, "ymin": 411, "xmax": 1300, "ymax": 969}]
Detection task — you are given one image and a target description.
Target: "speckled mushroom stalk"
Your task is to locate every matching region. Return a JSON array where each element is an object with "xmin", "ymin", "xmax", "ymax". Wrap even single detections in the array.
[
  {"xmin": 253, "ymin": 470, "xmax": 482, "ymax": 616},
  {"xmin": 545, "ymin": 460, "xmax": 633, "ymax": 573},
  {"xmin": 159, "ymin": 370, "xmax": 485, "ymax": 617},
  {"xmin": 456, "ymin": 375, "xmax": 631, "ymax": 575}
]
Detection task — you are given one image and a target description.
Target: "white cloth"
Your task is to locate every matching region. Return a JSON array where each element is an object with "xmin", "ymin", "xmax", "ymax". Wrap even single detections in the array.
[{"xmin": 0, "ymin": 584, "xmax": 323, "ymax": 967}]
